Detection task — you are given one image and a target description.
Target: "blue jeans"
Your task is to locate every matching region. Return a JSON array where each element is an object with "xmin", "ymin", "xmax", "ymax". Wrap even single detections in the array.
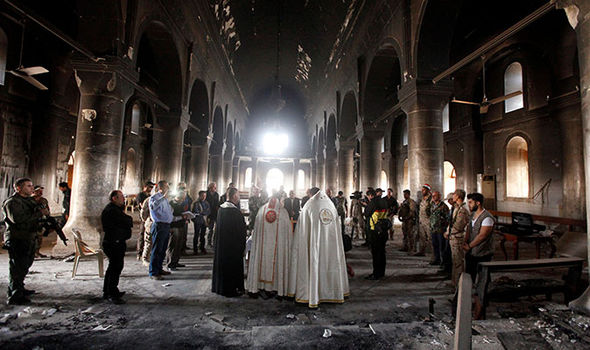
[
  {"xmin": 431, "ymin": 232, "xmax": 444, "ymax": 263},
  {"xmin": 149, "ymin": 222, "xmax": 171, "ymax": 276}
]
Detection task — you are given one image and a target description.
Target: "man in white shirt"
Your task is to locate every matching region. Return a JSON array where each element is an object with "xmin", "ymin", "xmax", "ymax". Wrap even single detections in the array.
[{"xmin": 463, "ymin": 192, "xmax": 495, "ymax": 281}]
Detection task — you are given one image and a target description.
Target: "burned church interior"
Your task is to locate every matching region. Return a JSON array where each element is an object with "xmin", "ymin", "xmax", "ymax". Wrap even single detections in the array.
[{"xmin": 1, "ymin": 0, "xmax": 590, "ymax": 348}]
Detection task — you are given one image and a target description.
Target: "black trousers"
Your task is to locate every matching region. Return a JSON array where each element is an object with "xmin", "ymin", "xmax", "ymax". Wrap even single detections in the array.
[
  {"xmin": 193, "ymin": 222, "xmax": 207, "ymax": 252},
  {"xmin": 102, "ymin": 241, "xmax": 126, "ymax": 297},
  {"xmin": 465, "ymin": 253, "xmax": 493, "ymax": 284},
  {"xmin": 370, "ymin": 230, "xmax": 387, "ymax": 278},
  {"xmin": 7, "ymin": 238, "xmax": 36, "ymax": 300}
]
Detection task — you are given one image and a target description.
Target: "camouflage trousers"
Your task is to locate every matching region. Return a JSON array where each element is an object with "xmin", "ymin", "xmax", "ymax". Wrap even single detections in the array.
[
  {"xmin": 450, "ymin": 234, "xmax": 465, "ymax": 287},
  {"xmin": 416, "ymin": 222, "xmax": 430, "ymax": 254},
  {"xmin": 351, "ymin": 216, "xmax": 365, "ymax": 239},
  {"xmin": 141, "ymin": 220, "xmax": 153, "ymax": 263},
  {"xmin": 401, "ymin": 220, "xmax": 415, "ymax": 252}
]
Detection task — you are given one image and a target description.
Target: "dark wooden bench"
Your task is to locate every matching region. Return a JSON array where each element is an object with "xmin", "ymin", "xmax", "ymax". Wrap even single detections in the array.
[{"xmin": 475, "ymin": 257, "xmax": 585, "ymax": 319}]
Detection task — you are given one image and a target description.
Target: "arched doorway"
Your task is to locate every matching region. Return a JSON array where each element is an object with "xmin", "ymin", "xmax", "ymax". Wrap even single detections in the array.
[
  {"xmin": 266, "ymin": 168, "xmax": 284, "ymax": 196},
  {"xmin": 123, "ymin": 148, "xmax": 137, "ymax": 195}
]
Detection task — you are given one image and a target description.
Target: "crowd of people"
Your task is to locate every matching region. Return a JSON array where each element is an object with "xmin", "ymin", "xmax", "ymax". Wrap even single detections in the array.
[{"xmin": 2, "ymin": 176, "xmax": 495, "ymax": 310}]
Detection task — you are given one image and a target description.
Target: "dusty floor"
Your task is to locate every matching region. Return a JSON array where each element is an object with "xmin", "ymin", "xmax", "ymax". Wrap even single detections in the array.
[{"xmin": 0, "ymin": 221, "xmax": 589, "ymax": 349}]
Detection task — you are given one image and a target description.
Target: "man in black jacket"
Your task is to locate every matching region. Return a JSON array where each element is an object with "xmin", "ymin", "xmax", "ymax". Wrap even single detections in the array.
[{"xmin": 101, "ymin": 190, "xmax": 133, "ymax": 304}]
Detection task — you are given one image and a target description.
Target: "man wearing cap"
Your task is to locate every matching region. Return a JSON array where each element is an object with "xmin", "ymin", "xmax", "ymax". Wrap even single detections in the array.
[
  {"xmin": 31, "ymin": 186, "xmax": 49, "ymax": 258},
  {"xmin": 445, "ymin": 189, "xmax": 470, "ymax": 287},
  {"xmin": 414, "ymin": 184, "xmax": 432, "ymax": 256},
  {"xmin": 398, "ymin": 189, "xmax": 417, "ymax": 252},
  {"xmin": 136, "ymin": 181, "xmax": 154, "ymax": 260}
]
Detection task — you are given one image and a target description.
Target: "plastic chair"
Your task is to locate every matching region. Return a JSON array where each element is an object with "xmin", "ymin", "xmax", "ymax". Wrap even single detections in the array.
[{"xmin": 71, "ymin": 228, "xmax": 104, "ymax": 279}]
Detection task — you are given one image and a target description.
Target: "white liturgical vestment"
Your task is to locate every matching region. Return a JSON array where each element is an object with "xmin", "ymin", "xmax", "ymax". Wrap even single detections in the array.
[
  {"xmin": 287, "ymin": 190, "xmax": 349, "ymax": 308},
  {"xmin": 246, "ymin": 197, "xmax": 293, "ymax": 296}
]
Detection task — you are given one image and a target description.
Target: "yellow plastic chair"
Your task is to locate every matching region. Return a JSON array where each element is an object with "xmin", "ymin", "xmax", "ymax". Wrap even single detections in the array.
[{"xmin": 71, "ymin": 229, "xmax": 104, "ymax": 279}]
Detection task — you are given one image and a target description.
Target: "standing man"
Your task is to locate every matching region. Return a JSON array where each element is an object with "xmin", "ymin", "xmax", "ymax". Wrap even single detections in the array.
[
  {"xmin": 3, "ymin": 178, "xmax": 48, "ymax": 305},
  {"xmin": 334, "ymin": 191, "xmax": 348, "ymax": 235},
  {"xmin": 148, "ymin": 181, "xmax": 174, "ymax": 280},
  {"xmin": 212, "ymin": 187, "xmax": 247, "ymax": 297},
  {"xmin": 385, "ymin": 188, "xmax": 399, "ymax": 240},
  {"xmin": 463, "ymin": 192, "xmax": 495, "ymax": 319},
  {"xmin": 32, "ymin": 186, "xmax": 49, "ymax": 258},
  {"xmin": 136, "ymin": 181, "xmax": 154, "ymax": 260},
  {"xmin": 284, "ymin": 190, "xmax": 301, "ymax": 221},
  {"xmin": 414, "ymin": 184, "xmax": 432, "ymax": 257},
  {"xmin": 300, "ymin": 188, "xmax": 311, "ymax": 208},
  {"xmin": 192, "ymin": 190, "xmax": 210, "ymax": 255},
  {"xmin": 101, "ymin": 190, "xmax": 133, "ymax": 304},
  {"xmin": 248, "ymin": 186, "xmax": 263, "ymax": 232},
  {"xmin": 58, "ymin": 182, "xmax": 71, "ymax": 222},
  {"xmin": 398, "ymin": 190, "xmax": 417, "ymax": 252},
  {"xmin": 427, "ymin": 191, "xmax": 449, "ymax": 266},
  {"xmin": 167, "ymin": 191, "xmax": 189, "ymax": 270},
  {"xmin": 205, "ymin": 183, "xmax": 220, "ymax": 248},
  {"xmin": 219, "ymin": 182, "xmax": 235, "ymax": 204},
  {"xmin": 288, "ymin": 188, "xmax": 349, "ymax": 307},
  {"xmin": 349, "ymin": 191, "xmax": 365, "ymax": 240},
  {"xmin": 445, "ymin": 189, "xmax": 469, "ymax": 287},
  {"xmin": 364, "ymin": 189, "xmax": 389, "ymax": 280}
]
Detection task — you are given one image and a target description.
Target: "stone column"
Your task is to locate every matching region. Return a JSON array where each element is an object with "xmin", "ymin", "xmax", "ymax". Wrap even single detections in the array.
[
  {"xmin": 209, "ymin": 153, "xmax": 223, "ymax": 188},
  {"xmin": 316, "ymin": 153, "xmax": 325, "ymax": 190},
  {"xmin": 382, "ymin": 151, "xmax": 394, "ymax": 191},
  {"xmin": 325, "ymin": 149, "xmax": 338, "ymax": 191},
  {"xmin": 232, "ymin": 157, "xmax": 240, "ymax": 189},
  {"xmin": 55, "ymin": 59, "xmax": 135, "ymax": 254},
  {"xmin": 565, "ymin": 0, "xmax": 590, "ymax": 314},
  {"xmin": 399, "ymin": 81, "xmax": 451, "ymax": 194},
  {"xmin": 557, "ymin": 104, "xmax": 586, "ymax": 219},
  {"xmin": 310, "ymin": 159, "xmax": 316, "ymax": 187},
  {"xmin": 338, "ymin": 142, "xmax": 355, "ymax": 197},
  {"xmin": 161, "ymin": 123, "xmax": 185, "ymax": 186},
  {"xmin": 251, "ymin": 157, "xmax": 259, "ymax": 187},
  {"xmin": 222, "ymin": 155, "xmax": 232, "ymax": 191},
  {"xmin": 189, "ymin": 144, "xmax": 209, "ymax": 196},
  {"xmin": 292, "ymin": 159, "xmax": 300, "ymax": 192},
  {"xmin": 360, "ymin": 130, "xmax": 383, "ymax": 190}
]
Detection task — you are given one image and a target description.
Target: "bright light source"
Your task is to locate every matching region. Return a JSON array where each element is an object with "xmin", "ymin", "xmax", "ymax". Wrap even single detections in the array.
[{"xmin": 262, "ymin": 132, "xmax": 289, "ymax": 155}]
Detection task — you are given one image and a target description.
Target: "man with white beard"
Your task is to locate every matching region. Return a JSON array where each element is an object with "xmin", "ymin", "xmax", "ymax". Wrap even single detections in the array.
[
  {"xmin": 246, "ymin": 195, "xmax": 292, "ymax": 298},
  {"xmin": 288, "ymin": 187, "xmax": 349, "ymax": 308}
]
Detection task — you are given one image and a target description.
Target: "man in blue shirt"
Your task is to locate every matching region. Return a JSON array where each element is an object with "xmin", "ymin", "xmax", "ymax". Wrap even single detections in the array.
[{"xmin": 148, "ymin": 180, "xmax": 174, "ymax": 280}]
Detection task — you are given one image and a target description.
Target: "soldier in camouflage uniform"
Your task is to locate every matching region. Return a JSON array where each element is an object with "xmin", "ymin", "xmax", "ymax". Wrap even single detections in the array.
[
  {"xmin": 32, "ymin": 186, "xmax": 49, "ymax": 258},
  {"xmin": 427, "ymin": 191, "xmax": 449, "ymax": 265},
  {"xmin": 414, "ymin": 184, "xmax": 432, "ymax": 256},
  {"xmin": 349, "ymin": 192, "xmax": 365, "ymax": 240},
  {"xmin": 140, "ymin": 196, "xmax": 153, "ymax": 265},
  {"xmin": 3, "ymin": 178, "xmax": 48, "ymax": 305},
  {"xmin": 398, "ymin": 189, "xmax": 417, "ymax": 252},
  {"xmin": 445, "ymin": 189, "xmax": 470, "ymax": 287}
]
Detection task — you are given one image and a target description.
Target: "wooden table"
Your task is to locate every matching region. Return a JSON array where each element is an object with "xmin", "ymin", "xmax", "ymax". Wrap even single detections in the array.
[
  {"xmin": 495, "ymin": 231, "xmax": 556, "ymax": 260},
  {"xmin": 476, "ymin": 257, "xmax": 585, "ymax": 319}
]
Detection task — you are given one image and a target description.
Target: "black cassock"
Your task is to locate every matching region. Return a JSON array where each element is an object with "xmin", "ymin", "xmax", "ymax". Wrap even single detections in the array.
[{"xmin": 211, "ymin": 202, "xmax": 247, "ymax": 296}]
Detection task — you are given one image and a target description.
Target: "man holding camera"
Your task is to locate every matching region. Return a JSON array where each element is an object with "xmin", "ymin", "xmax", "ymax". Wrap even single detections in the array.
[{"xmin": 3, "ymin": 178, "xmax": 49, "ymax": 305}]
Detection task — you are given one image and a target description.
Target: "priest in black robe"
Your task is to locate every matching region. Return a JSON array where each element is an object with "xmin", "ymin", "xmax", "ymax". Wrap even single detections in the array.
[{"xmin": 211, "ymin": 187, "xmax": 247, "ymax": 297}]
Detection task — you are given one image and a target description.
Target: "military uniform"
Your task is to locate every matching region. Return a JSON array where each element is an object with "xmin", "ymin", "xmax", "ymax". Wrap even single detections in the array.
[
  {"xmin": 417, "ymin": 194, "xmax": 432, "ymax": 255},
  {"xmin": 33, "ymin": 196, "xmax": 49, "ymax": 256},
  {"xmin": 3, "ymin": 193, "xmax": 43, "ymax": 303},
  {"xmin": 398, "ymin": 198, "xmax": 417, "ymax": 252},
  {"xmin": 350, "ymin": 198, "xmax": 364, "ymax": 239},
  {"xmin": 428, "ymin": 201, "xmax": 450, "ymax": 264},
  {"xmin": 449, "ymin": 202, "xmax": 469, "ymax": 286},
  {"xmin": 140, "ymin": 197, "xmax": 153, "ymax": 264}
]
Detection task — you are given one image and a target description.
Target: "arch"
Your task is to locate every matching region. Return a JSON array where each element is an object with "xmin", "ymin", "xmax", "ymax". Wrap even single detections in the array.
[
  {"xmin": 402, "ymin": 118, "xmax": 408, "ymax": 146},
  {"xmin": 224, "ymin": 123, "xmax": 234, "ymax": 161},
  {"xmin": 340, "ymin": 91, "xmax": 358, "ymax": 140},
  {"xmin": 443, "ymin": 161, "xmax": 456, "ymax": 197},
  {"xmin": 130, "ymin": 103, "xmax": 141, "ymax": 135},
  {"xmin": 363, "ymin": 46, "xmax": 402, "ymax": 122},
  {"xmin": 506, "ymin": 135, "xmax": 529, "ymax": 198},
  {"xmin": 235, "ymin": 132, "xmax": 240, "ymax": 153},
  {"xmin": 266, "ymin": 168, "xmax": 284, "ymax": 195},
  {"xmin": 317, "ymin": 127, "xmax": 325, "ymax": 156},
  {"xmin": 326, "ymin": 114, "xmax": 337, "ymax": 152},
  {"xmin": 211, "ymin": 106, "xmax": 224, "ymax": 155},
  {"xmin": 135, "ymin": 21, "xmax": 183, "ymax": 116},
  {"xmin": 188, "ymin": 79, "xmax": 209, "ymax": 146},
  {"xmin": 504, "ymin": 62, "xmax": 524, "ymax": 113},
  {"xmin": 123, "ymin": 148, "xmax": 137, "ymax": 194}
]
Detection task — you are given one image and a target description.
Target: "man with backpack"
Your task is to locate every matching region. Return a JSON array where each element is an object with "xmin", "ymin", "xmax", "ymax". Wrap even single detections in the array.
[{"xmin": 364, "ymin": 189, "xmax": 390, "ymax": 280}]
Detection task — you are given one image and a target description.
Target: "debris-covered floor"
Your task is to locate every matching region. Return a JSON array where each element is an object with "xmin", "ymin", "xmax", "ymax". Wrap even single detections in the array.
[{"xmin": 0, "ymin": 225, "xmax": 589, "ymax": 349}]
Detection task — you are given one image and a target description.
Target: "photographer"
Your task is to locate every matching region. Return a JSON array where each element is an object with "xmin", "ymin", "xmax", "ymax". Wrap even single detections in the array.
[
  {"xmin": 3, "ymin": 177, "xmax": 49, "ymax": 305},
  {"xmin": 32, "ymin": 186, "xmax": 49, "ymax": 258}
]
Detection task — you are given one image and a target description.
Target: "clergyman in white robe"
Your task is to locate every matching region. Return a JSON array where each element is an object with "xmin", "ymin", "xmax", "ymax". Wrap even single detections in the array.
[
  {"xmin": 246, "ymin": 196, "xmax": 293, "ymax": 296},
  {"xmin": 288, "ymin": 189, "xmax": 350, "ymax": 308}
]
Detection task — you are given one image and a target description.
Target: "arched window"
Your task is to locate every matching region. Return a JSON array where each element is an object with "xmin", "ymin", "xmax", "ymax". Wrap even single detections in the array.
[
  {"xmin": 380, "ymin": 170, "xmax": 388, "ymax": 193},
  {"xmin": 403, "ymin": 158, "xmax": 409, "ymax": 190},
  {"xmin": 130, "ymin": 104, "xmax": 141, "ymax": 135},
  {"xmin": 402, "ymin": 119, "xmax": 408, "ymax": 146},
  {"xmin": 442, "ymin": 102, "xmax": 450, "ymax": 133},
  {"xmin": 123, "ymin": 148, "xmax": 137, "ymax": 194},
  {"xmin": 297, "ymin": 169, "xmax": 305, "ymax": 190},
  {"xmin": 504, "ymin": 62, "xmax": 524, "ymax": 113},
  {"xmin": 506, "ymin": 136, "xmax": 529, "ymax": 198},
  {"xmin": 244, "ymin": 167, "xmax": 252, "ymax": 189},
  {"xmin": 266, "ymin": 168, "xmax": 284, "ymax": 196},
  {"xmin": 443, "ymin": 161, "xmax": 456, "ymax": 197}
]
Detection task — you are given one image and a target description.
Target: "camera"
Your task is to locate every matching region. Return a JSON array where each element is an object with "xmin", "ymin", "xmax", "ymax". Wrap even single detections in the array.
[{"xmin": 349, "ymin": 191, "xmax": 362, "ymax": 200}]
